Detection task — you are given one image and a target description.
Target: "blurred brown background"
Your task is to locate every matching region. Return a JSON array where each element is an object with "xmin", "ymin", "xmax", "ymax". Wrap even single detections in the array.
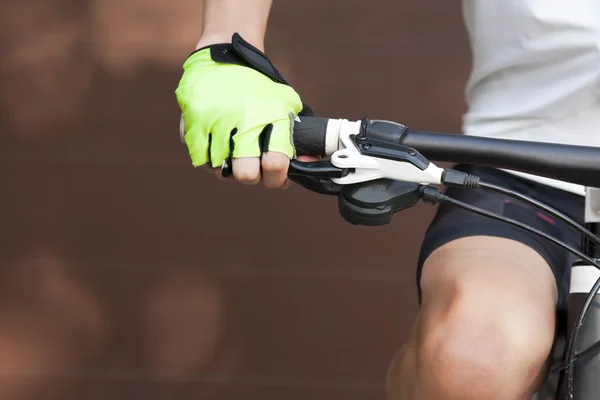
[{"xmin": 0, "ymin": 1, "xmax": 470, "ymax": 399}]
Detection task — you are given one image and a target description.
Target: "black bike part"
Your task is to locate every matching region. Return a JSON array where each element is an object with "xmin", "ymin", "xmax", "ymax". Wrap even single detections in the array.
[
  {"xmin": 287, "ymin": 159, "xmax": 347, "ymax": 178},
  {"xmin": 566, "ymin": 264, "xmax": 600, "ymax": 399},
  {"xmin": 550, "ymin": 330, "xmax": 600, "ymax": 376},
  {"xmin": 288, "ymin": 175, "xmax": 342, "ymax": 196},
  {"xmin": 440, "ymin": 169, "xmax": 481, "ymax": 188},
  {"xmin": 400, "ymin": 128, "xmax": 600, "ymax": 188},
  {"xmin": 293, "ymin": 116, "xmax": 329, "ymax": 156},
  {"xmin": 350, "ymin": 134, "xmax": 429, "ymax": 170},
  {"xmin": 360, "ymin": 118, "xmax": 410, "ymax": 144},
  {"xmin": 566, "ymin": 278, "xmax": 600, "ymax": 399},
  {"xmin": 338, "ymin": 179, "xmax": 422, "ymax": 226},
  {"xmin": 582, "ymin": 223, "xmax": 600, "ymax": 259},
  {"xmin": 283, "ymin": 117, "xmax": 339, "ymax": 196}
]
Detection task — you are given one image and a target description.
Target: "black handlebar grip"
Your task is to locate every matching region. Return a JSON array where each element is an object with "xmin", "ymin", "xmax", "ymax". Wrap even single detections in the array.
[{"xmin": 292, "ymin": 116, "xmax": 329, "ymax": 156}]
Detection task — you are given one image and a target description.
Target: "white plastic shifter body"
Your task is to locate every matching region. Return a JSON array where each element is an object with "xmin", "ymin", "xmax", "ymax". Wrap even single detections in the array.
[{"xmin": 324, "ymin": 119, "xmax": 445, "ymax": 186}]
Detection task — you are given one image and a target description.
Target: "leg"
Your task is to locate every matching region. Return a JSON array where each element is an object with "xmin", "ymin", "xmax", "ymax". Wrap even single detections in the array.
[
  {"xmin": 387, "ymin": 165, "xmax": 583, "ymax": 400},
  {"xmin": 387, "ymin": 236, "xmax": 557, "ymax": 400}
]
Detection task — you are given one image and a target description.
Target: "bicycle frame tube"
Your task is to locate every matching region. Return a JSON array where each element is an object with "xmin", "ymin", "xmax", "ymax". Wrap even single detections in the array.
[{"xmin": 566, "ymin": 187, "xmax": 600, "ymax": 399}]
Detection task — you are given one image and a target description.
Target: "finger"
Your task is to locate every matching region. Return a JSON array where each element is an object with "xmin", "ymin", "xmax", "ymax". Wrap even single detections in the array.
[
  {"xmin": 232, "ymin": 157, "xmax": 261, "ymax": 185},
  {"xmin": 251, "ymin": 119, "xmax": 291, "ymax": 189},
  {"xmin": 222, "ymin": 123, "xmax": 263, "ymax": 185},
  {"xmin": 262, "ymin": 151, "xmax": 290, "ymax": 189}
]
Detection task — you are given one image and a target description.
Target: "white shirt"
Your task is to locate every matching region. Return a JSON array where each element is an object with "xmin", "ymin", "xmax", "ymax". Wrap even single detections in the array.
[{"xmin": 462, "ymin": 0, "xmax": 600, "ymax": 196}]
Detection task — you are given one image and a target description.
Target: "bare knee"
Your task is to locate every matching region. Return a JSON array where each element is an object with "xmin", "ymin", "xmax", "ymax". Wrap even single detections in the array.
[
  {"xmin": 389, "ymin": 237, "xmax": 558, "ymax": 400},
  {"xmin": 417, "ymin": 293, "xmax": 555, "ymax": 399}
]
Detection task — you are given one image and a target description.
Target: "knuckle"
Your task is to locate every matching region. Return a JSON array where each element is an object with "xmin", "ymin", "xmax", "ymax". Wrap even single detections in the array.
[
  {"xmin": 233, "ymin": 168, "xmax": 260, "ymax": 183},
  {"xmin": 262, "ymin": 156, "xmax": 289, "ymax": 172}
]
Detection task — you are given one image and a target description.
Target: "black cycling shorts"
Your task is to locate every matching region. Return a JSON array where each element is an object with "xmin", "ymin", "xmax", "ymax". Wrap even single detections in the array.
[{"xmin": 417, "ymin": 164, "xmax": 585, "ymax": 311}]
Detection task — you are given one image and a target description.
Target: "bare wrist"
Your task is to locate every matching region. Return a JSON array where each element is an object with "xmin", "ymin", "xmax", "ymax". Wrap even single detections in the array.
[
  {"xmin": 195, "ymin": 32, "xmax": 265, "ymax": 52},
  {"xmin": 195, "ymin": 33, "xmax": 230, "ymax": 50}
]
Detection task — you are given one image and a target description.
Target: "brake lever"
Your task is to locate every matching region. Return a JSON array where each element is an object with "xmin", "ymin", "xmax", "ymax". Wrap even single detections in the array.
[
  {"xmin": 286, "ymin": 159, "xmax": 350, "ymax": 195},
  {"xmin": 288, "ymin": 159, "xmax": 349, "ymax": 178}
]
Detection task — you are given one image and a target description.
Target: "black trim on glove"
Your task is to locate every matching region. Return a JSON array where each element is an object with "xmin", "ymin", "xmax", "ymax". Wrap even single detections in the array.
[{"xmin": 191, "ymin": 33, "xmax": 314, "ymax": 116}]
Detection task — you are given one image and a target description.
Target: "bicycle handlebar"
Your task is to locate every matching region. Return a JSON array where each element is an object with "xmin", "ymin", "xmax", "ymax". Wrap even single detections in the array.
[{"xmin": 292, "ymin": 116, "xmax": 600, "ymax": 188}]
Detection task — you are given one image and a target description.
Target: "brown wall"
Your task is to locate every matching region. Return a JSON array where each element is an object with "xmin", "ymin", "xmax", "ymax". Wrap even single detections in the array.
[{"xmin": 0, "ymin": 1, "xmax": 470, "ymax": 399}]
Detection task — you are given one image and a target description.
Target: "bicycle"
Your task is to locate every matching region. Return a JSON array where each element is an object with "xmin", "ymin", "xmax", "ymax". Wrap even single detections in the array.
[{"xmin": 245, "ymin": 115, "xmax": 600, "ymax": 400}]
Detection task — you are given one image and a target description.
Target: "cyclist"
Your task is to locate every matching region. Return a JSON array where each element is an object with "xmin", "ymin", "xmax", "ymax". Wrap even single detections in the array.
[{"xmin": 176, "ymin": 1, "xmax": 600, "ymax": 398}]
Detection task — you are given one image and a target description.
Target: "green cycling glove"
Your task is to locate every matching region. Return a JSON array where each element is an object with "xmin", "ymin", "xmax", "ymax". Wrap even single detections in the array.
[{"xmin": 176, "ymin": 33, "xmax": 313, "ymax": 169}]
